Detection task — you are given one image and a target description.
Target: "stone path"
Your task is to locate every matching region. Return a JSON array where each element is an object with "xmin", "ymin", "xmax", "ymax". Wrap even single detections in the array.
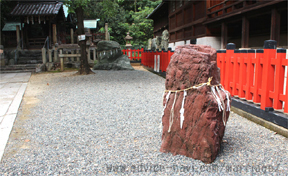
[
  {"xmin": 0, "ymin": 70, "xmax": 287, "ymax": 175},
  {"xmin": 0, "ymin": 72, "xmax": 31, "ymax": 161}
]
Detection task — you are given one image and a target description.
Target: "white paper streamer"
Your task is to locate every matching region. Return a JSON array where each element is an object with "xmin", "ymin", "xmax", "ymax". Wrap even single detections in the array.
[
  {"xmin": 162, "ymin": 91, "xmax": 171, "ymax": 117},
  {"xmin": 211, "ymin": 86, "xmax": 223, "ymax": 111},
  {"xmin": 168, "ymin": 92, "xmax": 177, "ymax": 133},
  {"xmin": 219, "ymin": 86, "xmax": 231, "ymax": 111},
  {"xmin": 180, "ymin": 90, "xmax": 187, "ymax": 129}
]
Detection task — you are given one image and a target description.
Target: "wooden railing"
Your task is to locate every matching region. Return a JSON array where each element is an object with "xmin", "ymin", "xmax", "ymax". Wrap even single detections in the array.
[{"xmin": 42, "ymin": 44, "xmax": 97, "ymax": 71}]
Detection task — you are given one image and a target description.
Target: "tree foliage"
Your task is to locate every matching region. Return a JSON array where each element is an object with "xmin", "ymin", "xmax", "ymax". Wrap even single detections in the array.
[{"xmin": 82, "ymin": 0, "xmax": 161, "ymax": 46}]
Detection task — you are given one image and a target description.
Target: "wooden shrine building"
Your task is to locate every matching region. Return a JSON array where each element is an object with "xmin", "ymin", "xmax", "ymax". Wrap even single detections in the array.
[
  {"xmin": 148, "ymin": 0, "xmax": 287, "ymax": 49},
  {"xmin": 9, "ymin": 0, "xmax": 66, "ymax": 49}
]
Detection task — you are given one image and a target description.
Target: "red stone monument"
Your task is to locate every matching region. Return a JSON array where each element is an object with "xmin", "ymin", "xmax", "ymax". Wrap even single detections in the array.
[{"xmin": 160, "ymin": 44, "xmax": 231, "ymax": 163}]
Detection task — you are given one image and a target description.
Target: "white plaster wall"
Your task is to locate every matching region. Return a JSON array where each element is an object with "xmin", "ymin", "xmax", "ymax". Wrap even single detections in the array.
[
  {"xmin": 175, "ymin": 41, "xmax": 185, "ymax": 48},
  {"xmin": 186, "ymin": 40, "xmax": 191, "ymax": 44},
  {"xmin": 168, "ymin": 43, "xmax": 175, "ymax": 50},
  {"xmin": 196, "ymin": 36, "xmax": 221, "ymax": 50}
]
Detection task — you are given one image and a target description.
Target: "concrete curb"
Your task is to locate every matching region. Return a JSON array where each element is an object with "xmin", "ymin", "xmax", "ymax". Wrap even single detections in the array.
[{"xmin": 231, "ymin": 106, "xmax": 288, "ymax": 138}]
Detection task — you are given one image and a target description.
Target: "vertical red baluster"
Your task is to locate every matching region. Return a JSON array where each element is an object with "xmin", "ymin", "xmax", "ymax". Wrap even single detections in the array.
[
  {"xmin": 225, "ymin": 43, "xmax": 235, "ymax": 93},
  {"xmin": 232, "ymin": 49, "xmax": 240, "ymax": 96},
  {"xmin": 245, "ymin": 49, "xmax": 255, "ymax": 100},
  {"xmin": 238, "ymin": 50, "xmax": 247, "ymax": 98},
  {"xmin": 253, "ymin": 49, "xmax": 263, "ymax": 103},
  {"xmin": 274, "ymin": 48, "xmax": 286, "ymax": 109},
  {"xmin": 261, "ymin": 40, "xmax": 277, "ymax": 110},
  {"xmin": 217, "ymin": 49, "xmax": 226, "ymax": 87}
]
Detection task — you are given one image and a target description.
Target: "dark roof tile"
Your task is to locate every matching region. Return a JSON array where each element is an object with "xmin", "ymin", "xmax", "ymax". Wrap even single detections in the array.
[{"xmin": 10, "ymin": 2, "xmax": 63, "ymax": 16}]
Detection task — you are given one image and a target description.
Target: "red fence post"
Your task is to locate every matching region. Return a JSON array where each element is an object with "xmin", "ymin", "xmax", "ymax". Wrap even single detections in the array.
[
  {"xmin": 252, "ymin": 49, "xmax": 263, "ymax": 103},
  {"xmin": 273, "ymin": 48, "xmax": 286, "ymax": 109},
  {"xmin": 149, "ymin": 50, "xmax": 153, "ymax": 68},
  {"xmin": 141, "ymin": 48, "xmax": 145, "ymax": 66},
  {"xmin": 260, "ymin": 40, "xmax": 277, "ymax": 110},
  {"xmin": 244, "ymin": 49, "xmax": 255, "ymax": 100},
  {"xmin": 231, "ymin": 49, "xmax": 240, "ymax": 96},
  {"xmin": 160, "ymin": 48, "xmax": 163, "ymax": 71},
  {"xmin": 217, "ymin": 49, "xmax": 226, "ymax": 86},
  {"xmin": 237, "ymin": 50, "xmax": 247, "ymax": 98},
  {"xmin": 225, "ymin": 43, "xmax": 235, "ymax": 94},
  {"xmin": 163, "ymin": 48, "xmax": 168, "ymax": 72},
  {"xmin": 168, "ymin": 47, "xmax": 173, "ymax": 70}
]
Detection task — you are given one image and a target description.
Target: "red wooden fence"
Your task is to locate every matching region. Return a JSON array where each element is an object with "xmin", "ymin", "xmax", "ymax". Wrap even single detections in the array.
[
  {"xmin": 217, "ymin": 40, "xmax": 288, "ymax": 113},
  {"xmin": 123, "ymin": 40, "xmax": 288, "ymax": 113},
  {"xmin": 122, "ymin": 48, "xmax": 143, "ymax": 61},
  {"xmin": 122, "ymin": 48, "xmax": 174, "ymax": 72}
]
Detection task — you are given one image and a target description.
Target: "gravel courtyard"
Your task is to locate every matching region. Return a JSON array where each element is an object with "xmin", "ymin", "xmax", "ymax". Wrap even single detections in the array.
[{"xmin": 0, "ymin": 69, "xmax": 287, "ymax": 175}]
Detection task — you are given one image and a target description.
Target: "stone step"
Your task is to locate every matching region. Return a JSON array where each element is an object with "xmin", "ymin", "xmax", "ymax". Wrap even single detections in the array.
[
  {"xmin": 18, "ymin": 50, "xmax": 42, "ymax": 57},
  {"xmin": 0, "ymin": 64, "xmax": 37, "ymax": 73},
  {"xmin": 18, "ymin": 56, "xmax": 42, "ymax": 60},
  {"xmin": 5, "ymin": 64, "xmax": 38, "ymax": 68},
  {"xmin": 0, "ymin": 69, "xmax": 34, "ymax": 73},
  {"xmin": 17, "ymin": 59, "xmax": 42, "ymax": 64}
]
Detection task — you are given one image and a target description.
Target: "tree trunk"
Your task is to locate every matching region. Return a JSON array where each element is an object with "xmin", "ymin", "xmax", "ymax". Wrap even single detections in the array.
[{"xmin": 75, "ymin": 6, "xmax": 94, "ymax": 75}]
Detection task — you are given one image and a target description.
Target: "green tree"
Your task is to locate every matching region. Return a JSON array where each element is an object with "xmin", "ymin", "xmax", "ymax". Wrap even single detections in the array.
[
  {"xmin": 127, "ymin": 0, "xmax": 161, "ymax": 46},
  {"xmin": 64, "ymin": 0, "xmax": 94, "ymax": 75},
  {"xmin": 0, "ymin": 0, "xmax": 18, "ymax": 45},
  {"xmin": 84, "ymin": 0, "xmax": 129, "ymax": 45}
]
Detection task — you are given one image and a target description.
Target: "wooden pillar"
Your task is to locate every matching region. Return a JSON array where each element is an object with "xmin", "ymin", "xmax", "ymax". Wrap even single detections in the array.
[
  {"xmin": 93, "ymin": 48, "xmax": 96, "ymax": 61},
  {"xmin": 42, "ymin": 48, "xmax": 47, "ymax": 64},
  {"xmin": 70, "ymin": 28, "xmax": 74, "ymax": 44},
  {"xmin": 48, "ymin": 49, "xmax": 52, "ymax": 62},
  {"xmin": 16, "ymin": 25, "xmax": 21, "ymax": 49},
  {"xmin": 241, "ymin": 16, "xmax": 249, "ymax": 48},
  {"xmin": 24, "ymin": 23, "xmax": 29, "ymax": 49},
  {"xmin": 54, "ymin": 49, "xmax": 58, "ymax": 62},
  {"xmin": 105, "ymin": 23, "xmax": 109, "ymax": 41},
  {"xmin": 270, "ymin": 8, "xmax": 280, "ymax": 45},
  {"xmin": 49, "ymin": 18, "xmax": 52, "ymax": 47},
  {"xmin": 53, "ymin": 24, "xmax": 57, "ymax": 45},
  {"xmin": 221, "ymin": 22, "xmax": 227, "ymax": 49},
  {"xmin": 20, "ymin": 20, "xmax": 24, "ymax": 49},
  {"xmin": 60, "ymin": 49, "xmax": 64, "ymax": 71}
]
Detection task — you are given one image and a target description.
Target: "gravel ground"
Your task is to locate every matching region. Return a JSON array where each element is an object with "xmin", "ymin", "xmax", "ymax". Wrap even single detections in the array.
[{"xmin": 0, "ymin": 69, "xmax": 287, "ymax": 176}]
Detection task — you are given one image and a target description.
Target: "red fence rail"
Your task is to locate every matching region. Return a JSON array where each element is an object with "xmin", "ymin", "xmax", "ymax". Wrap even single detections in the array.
[
  {"xmin": 122, "ymin": 48, "xmax": 143, "ymax": 61},
  {"xmin": 218, "ymin": 40, "xmax": 288, "ymax": 113}
]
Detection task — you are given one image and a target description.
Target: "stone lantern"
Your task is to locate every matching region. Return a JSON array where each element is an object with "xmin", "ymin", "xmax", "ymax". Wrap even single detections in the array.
[{"xmin": 124, "ymin": 32, "xmax": 133, "ymax": 49}]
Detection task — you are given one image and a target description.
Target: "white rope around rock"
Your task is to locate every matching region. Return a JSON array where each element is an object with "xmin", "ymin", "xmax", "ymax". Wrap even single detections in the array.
[{"xmin": 162, "ymin": 77, "xmax": 231, "ymax": 133}]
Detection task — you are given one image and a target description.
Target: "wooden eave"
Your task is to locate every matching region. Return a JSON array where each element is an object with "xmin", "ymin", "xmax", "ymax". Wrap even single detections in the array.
[{"xmin": 204, "ymin": 0, "xmax": 286, "ymax": 25}]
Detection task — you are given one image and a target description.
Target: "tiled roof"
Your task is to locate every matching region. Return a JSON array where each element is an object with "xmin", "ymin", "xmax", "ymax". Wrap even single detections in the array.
[{"xmin": 10, "ymin": 2, "xmax": 63, "ymax": 16}]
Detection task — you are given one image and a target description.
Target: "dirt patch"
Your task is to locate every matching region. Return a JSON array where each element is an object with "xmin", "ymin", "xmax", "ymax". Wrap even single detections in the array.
[
  {"xmin": 132, "ymin": 65, "xmax": 149, "ymax": 71},
  {"xmin": 6, "ymin": 72, "xmax": 76, "ymax": 157}
]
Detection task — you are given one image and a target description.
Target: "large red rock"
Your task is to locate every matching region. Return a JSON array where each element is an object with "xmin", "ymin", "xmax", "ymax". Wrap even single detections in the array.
[{"xmin": 160, "ymin": 44, "xmax": 231, "ymax": 163}]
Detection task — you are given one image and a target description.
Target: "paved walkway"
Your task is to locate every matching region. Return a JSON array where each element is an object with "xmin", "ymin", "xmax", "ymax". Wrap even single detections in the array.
[
  {"xmin": 0, "ymin": 70, "xmax": 287, "ymax": 175},
  {"xmin": 0, "ymin": 72, "xmax": 31, "ymax": 161}
]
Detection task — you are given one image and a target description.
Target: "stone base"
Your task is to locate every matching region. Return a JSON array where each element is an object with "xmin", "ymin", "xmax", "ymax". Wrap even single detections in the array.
[{"xmin": 93, "ymin": 55, "xmax": 134, "ymax": 70}]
